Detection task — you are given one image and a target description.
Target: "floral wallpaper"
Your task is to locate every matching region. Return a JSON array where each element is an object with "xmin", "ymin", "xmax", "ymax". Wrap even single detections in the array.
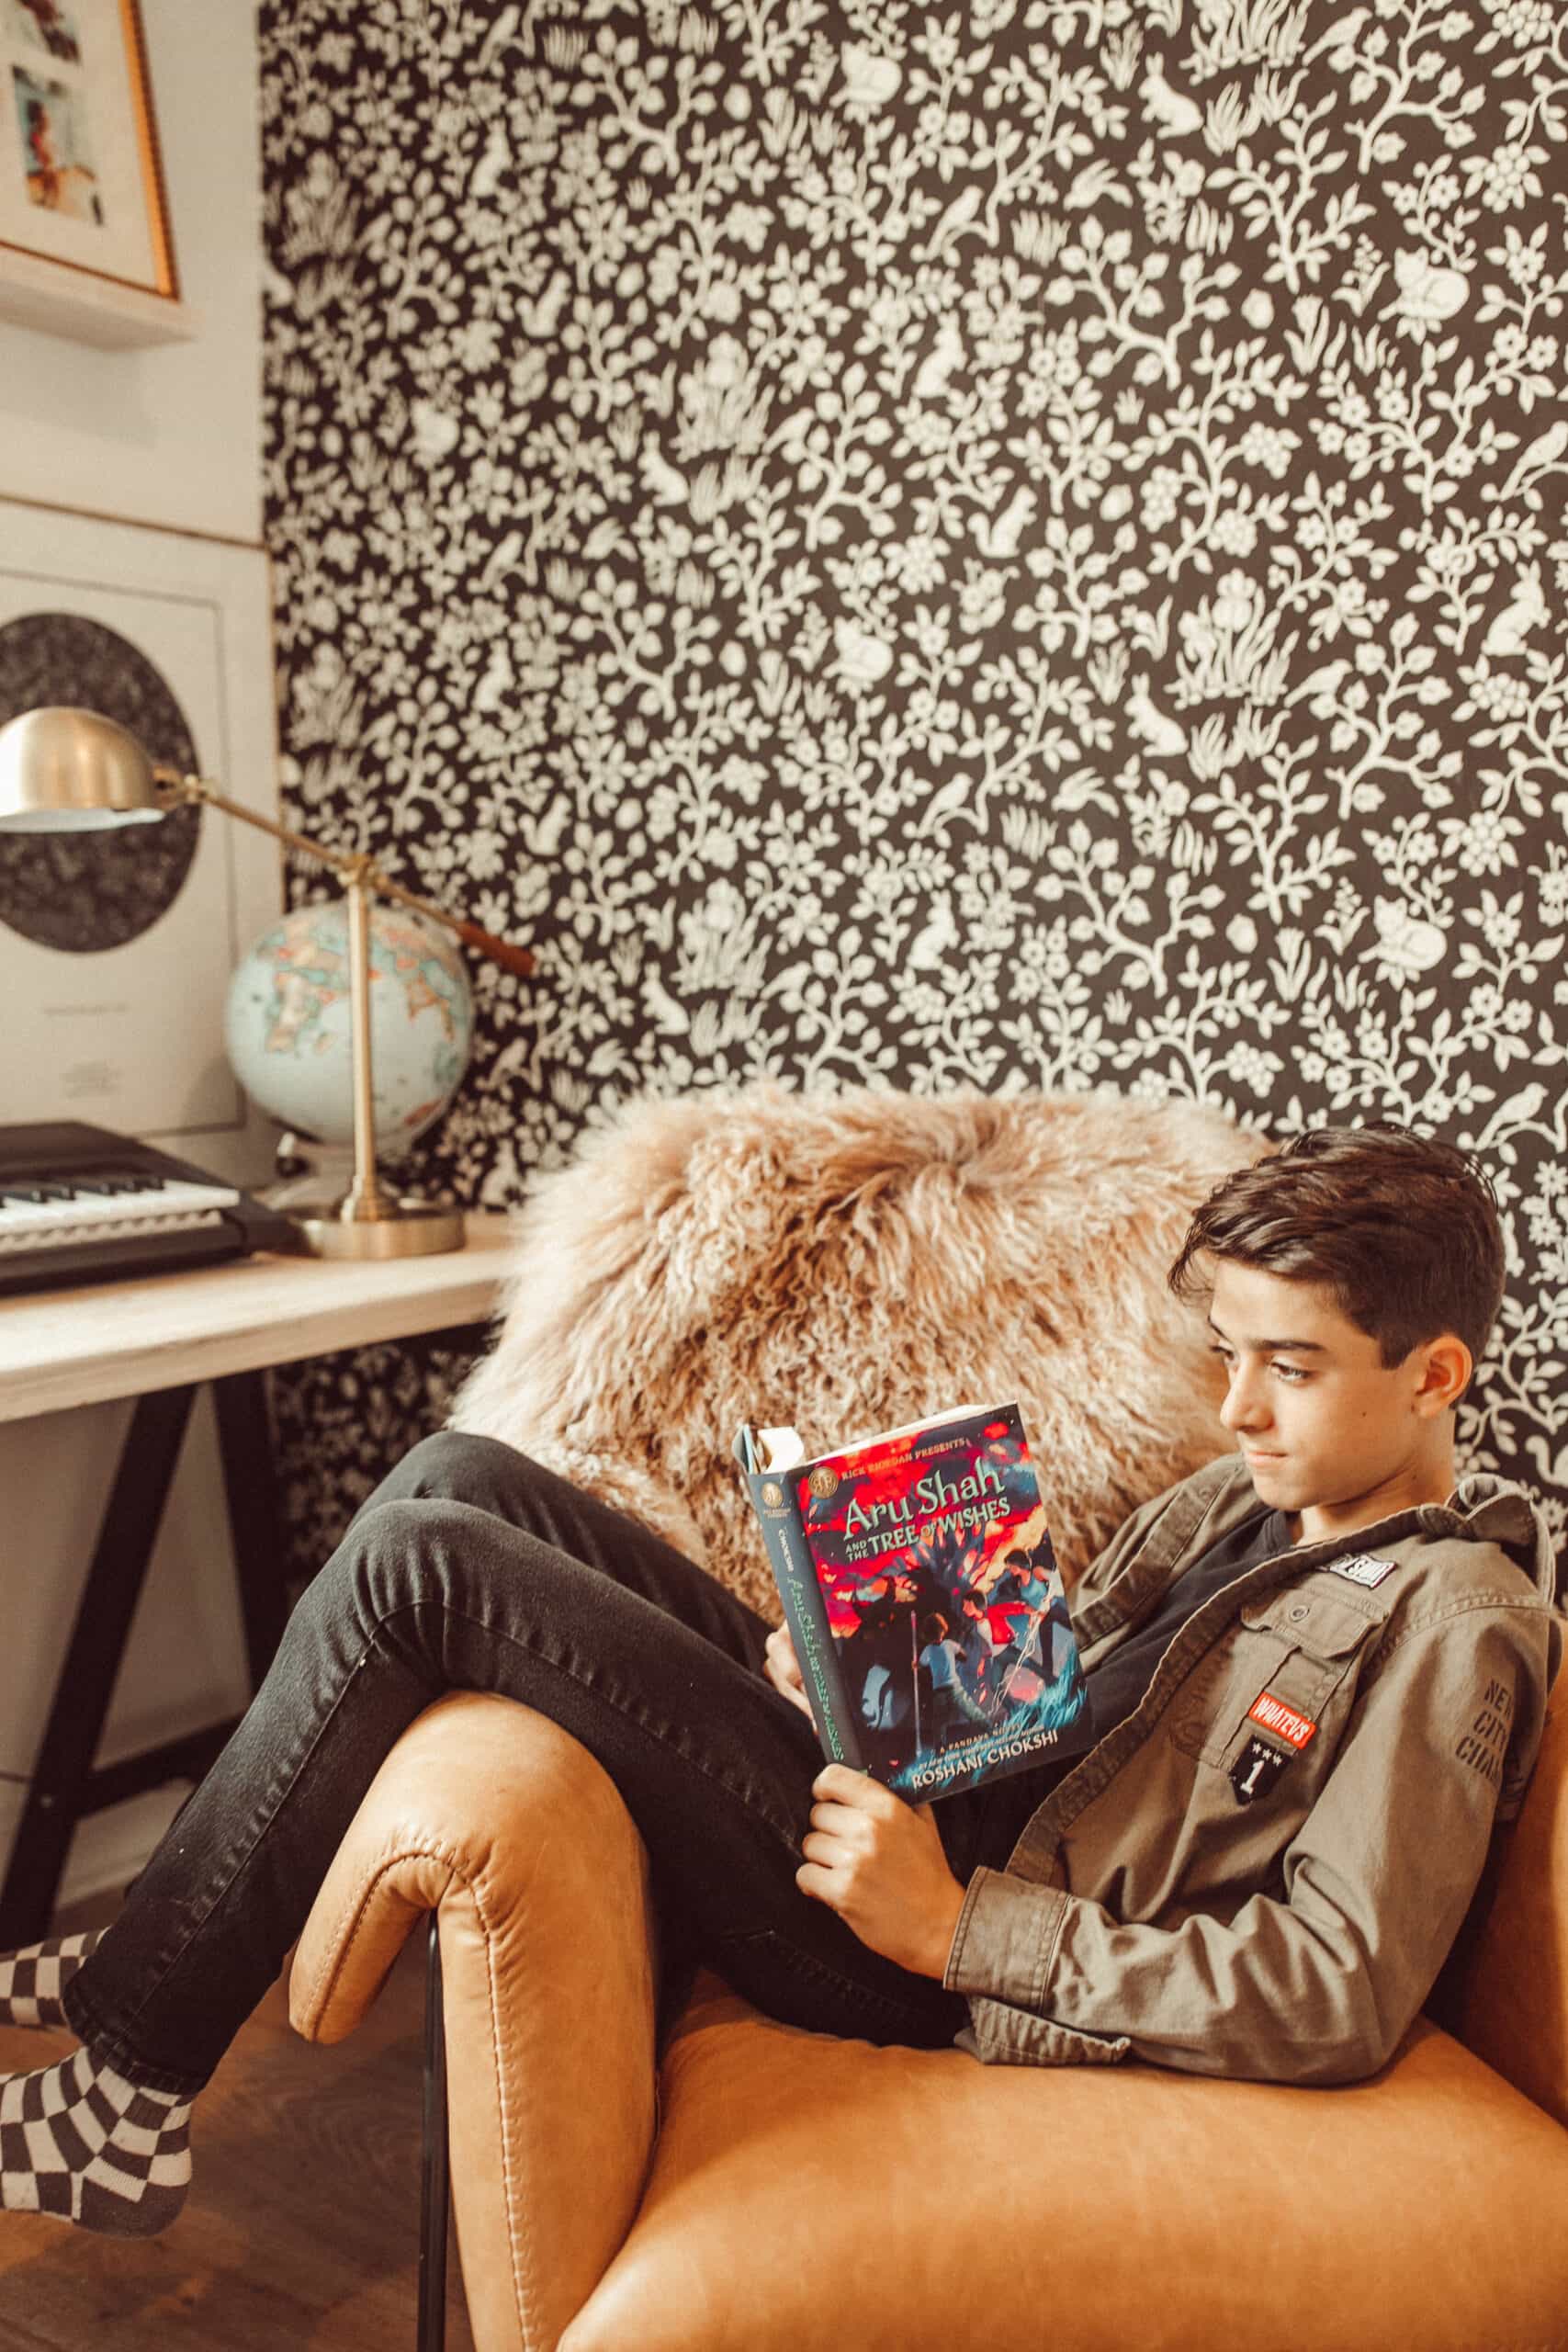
[{"xmin": 259, "ymin": 0, "xmax": 1568, "ymax": 1579}]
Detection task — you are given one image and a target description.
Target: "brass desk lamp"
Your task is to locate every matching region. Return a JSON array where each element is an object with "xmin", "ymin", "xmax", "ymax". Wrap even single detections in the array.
[{"xmin": 0, "ymin": 704, "xmax": 536, "ymax": 1259}]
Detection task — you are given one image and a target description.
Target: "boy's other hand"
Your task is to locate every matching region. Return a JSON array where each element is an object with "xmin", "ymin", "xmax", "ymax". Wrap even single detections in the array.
[
  {"xmin": 763, "ymin": 1622, "xmax": 815, "ymax": 1719},
  {"xmin": 796, "ymin": 1764, "xmax": 968, "ymax": 1980}
]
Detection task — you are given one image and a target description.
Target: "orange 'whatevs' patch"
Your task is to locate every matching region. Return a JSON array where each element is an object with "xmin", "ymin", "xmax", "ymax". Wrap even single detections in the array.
[{"xmin": 1248, "ymin": 1692, "xmax": 1317, "ymax": 1749}]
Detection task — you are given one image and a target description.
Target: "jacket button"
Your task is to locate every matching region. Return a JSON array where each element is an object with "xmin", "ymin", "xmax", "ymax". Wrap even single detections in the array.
[{"xmin": 1289, "ymin": 1603, "xmax": 1308, "ymax": 1621}]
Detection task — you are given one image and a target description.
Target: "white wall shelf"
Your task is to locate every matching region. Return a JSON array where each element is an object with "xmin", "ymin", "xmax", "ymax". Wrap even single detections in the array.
[{"xmin": 0, "ymin": 244, "xmax": 197, "ymax": 347}]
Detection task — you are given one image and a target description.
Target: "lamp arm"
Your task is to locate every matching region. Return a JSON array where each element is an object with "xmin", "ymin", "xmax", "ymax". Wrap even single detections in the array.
[
  {"xmin": 367, "ymin": 870, "xmax": 539, "ymax": 981},
  {"xmin": 155, "ymin": 769, "xmax": 538, "ymax": 980}
]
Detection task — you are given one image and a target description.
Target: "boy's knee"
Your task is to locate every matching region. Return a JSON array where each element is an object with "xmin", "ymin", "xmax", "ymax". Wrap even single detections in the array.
[
  {"xmin": 381, "ymin": 1428, "xmax": 536, "ymax": 1507},
  {"xmin": 311, "ymin": 1495, "xmax": 480, "ymax": 1623}
]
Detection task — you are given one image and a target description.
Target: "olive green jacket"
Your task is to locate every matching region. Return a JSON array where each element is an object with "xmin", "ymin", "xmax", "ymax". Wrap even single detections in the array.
[{"xmin": 942, "ymin": 1455, "xmax": 1563, "ymax": 2084}]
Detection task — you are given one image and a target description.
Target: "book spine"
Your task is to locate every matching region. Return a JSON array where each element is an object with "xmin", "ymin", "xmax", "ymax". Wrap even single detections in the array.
[{"xmin": 743, "ymin": 1469, "xmax": 863, "ymax": 1769}]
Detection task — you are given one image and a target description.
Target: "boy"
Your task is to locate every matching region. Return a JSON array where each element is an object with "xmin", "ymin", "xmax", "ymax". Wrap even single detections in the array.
[
  {"xmin": 1, "ymin": 1124, "xmax": 1560, "ymax": 2235},
  {"xmin": 775, "ymin": 1122, "xmax": 1562, "ymax": 2075}
]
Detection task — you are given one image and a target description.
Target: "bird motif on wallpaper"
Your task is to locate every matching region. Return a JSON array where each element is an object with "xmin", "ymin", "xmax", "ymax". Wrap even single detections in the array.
[
  {"xmin": 481, "ymin": 529, "xmax": 525, "ymax": 585},
  {"xmin": 1307, "ymin": 8, "xmax": 1372, "ymax": 63},
  {"xmin": 1492, "ymin": 420, "xmax": 1568, "ymax": 508},
  {"xmin": 475, "ymin": 5, "xmax": 521, "ymax": 70},
  {"xmin": 1293, "ymin": 658, "xmax": 1352, "ymax": 713},
  {"xmin": 926, "ymin": 183, "xmax": 985, "ymax": 257}
]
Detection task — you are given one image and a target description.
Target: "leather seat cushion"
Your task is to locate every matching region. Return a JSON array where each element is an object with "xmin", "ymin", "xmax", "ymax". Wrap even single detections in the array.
[{"xmin": 561, "ymin": 1982, "xmax": 1568, "ymax": 2352}]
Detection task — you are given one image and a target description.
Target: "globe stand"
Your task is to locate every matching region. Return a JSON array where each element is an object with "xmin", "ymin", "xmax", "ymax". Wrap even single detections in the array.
[
  {"xmin": 293, "ymin": 1198, "xmax": 467, "ymax": 1259},
  {"xmin": 285, "ymin": 867, "xmax": 468, "ymax": 1261}
]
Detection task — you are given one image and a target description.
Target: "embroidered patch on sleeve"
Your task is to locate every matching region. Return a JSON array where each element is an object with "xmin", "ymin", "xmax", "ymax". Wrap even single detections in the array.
[
  {"xmin": 1247, "ymin": 1691, "xmax": 1317, "ymax": 1749},
  {"xmin": 1328, "ymin": 1554, "xmax": 1396, "ymax": 1589}
]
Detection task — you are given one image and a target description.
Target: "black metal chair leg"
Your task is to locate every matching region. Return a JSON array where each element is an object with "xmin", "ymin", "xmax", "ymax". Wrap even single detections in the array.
[{"xmin": 417, "ymin": 1913, "xmax": 450, "ymax": 2352}]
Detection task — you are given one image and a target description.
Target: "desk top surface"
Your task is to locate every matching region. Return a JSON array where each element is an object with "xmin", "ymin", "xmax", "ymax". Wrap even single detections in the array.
[{"xmin": 0, "ymin": 1211, "xmax": 518, "ymax": 1421}]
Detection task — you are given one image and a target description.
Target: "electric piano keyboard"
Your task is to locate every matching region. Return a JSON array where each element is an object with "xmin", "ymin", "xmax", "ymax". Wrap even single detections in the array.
[{"xmin": 0, "ymin": 1122, "xmax": 297, "ymax": 1296}]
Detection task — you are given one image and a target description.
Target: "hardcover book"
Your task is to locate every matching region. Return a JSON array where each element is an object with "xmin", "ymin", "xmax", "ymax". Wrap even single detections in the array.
[{"xmin": 735, "ymin": 1401, "xmax": 1095, "ymax": 1800}]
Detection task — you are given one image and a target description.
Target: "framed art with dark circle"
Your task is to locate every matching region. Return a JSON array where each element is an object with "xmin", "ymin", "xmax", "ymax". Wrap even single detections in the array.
[{"xmin": 0, "ymin": 498, "xmax": 283, "ymax": 1187}]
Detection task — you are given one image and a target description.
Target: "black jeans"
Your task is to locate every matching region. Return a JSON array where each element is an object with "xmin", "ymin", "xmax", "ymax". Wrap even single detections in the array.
[{"xmin": 62, "ymin": 1433, "xmax": 1058, "ymax": 2098}]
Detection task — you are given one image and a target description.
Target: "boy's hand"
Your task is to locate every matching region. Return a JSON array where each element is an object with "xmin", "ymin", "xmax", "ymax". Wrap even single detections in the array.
[
  {"xmin": 796, "ymin": 1764, "xmax": 968, "ymax": 1980},
  {"xmin": 763, "ymin": 1622, "xmax": 814, "ymax": 1720}
]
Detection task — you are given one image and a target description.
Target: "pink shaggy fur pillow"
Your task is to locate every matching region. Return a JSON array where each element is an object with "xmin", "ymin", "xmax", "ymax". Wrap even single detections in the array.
[{"xmin": 449, "ymin": 1080, "xmax": 1266, "ymax": 1615}]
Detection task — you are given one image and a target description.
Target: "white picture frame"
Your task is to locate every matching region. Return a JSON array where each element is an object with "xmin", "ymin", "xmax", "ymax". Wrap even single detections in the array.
[
  {"xmin": 0, "ymin": 0, "xmax": 192, "ymax": 346},
  {"xmin": 0, "ymin": 495, "xmax": 284, "ymax": 1186}
]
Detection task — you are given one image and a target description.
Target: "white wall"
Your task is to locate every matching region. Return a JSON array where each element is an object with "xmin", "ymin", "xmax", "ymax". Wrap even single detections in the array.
[
  {"xmin": 0, "ymin": 0, "xmax": 265, "ymax": 1916},
  {"xmin": 0, "ymin": 1392, "xmax": 253, "ymax": 1915}
]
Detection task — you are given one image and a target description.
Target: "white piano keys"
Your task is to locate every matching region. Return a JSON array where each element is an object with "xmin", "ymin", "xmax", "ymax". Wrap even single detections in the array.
[{"xmin": 0, "ymin": 1177, "xmax": 242, "ymax": 1254}]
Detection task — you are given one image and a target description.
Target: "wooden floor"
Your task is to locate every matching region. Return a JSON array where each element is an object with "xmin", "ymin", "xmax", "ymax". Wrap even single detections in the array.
[{"xmin": 0, "ymin": 1902, "xmax": 475, "ymax": 2351}]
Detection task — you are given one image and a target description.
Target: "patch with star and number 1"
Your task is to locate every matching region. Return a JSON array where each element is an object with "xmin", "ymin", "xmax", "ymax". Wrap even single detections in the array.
[{"xmin": 1231, "ymin": 1691, "xmax": 1318, "ymax": 1805}]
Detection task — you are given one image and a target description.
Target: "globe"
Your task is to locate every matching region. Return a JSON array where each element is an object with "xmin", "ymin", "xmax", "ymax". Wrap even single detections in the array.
[{"xmin": 224, "ymin": 899, "xmax": 475, "ymax": 1162}]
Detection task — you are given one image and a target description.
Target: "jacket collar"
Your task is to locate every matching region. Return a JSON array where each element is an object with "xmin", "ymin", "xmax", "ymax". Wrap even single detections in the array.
[
  {"xmin": 1191, "ymin": 1455, "xmax": 1558, "ymax": 1601},
  {"xmin": 1074, "ymin": 1453, "xmax": 1562, "ymax": 1648},
  {"xmin": 1420, "ymin": 1471, "xmax": 1562, "ymax": 1609}
]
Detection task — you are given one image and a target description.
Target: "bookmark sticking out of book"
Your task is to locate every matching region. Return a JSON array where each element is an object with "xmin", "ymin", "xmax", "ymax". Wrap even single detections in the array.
[
  {"xmin": 736, "ymin": 1401, "xmax": 1094, "ymax": 1802},
  {"xmin": 735, "ymin": 1425, "xmax": 807, "ymax": 1476}
]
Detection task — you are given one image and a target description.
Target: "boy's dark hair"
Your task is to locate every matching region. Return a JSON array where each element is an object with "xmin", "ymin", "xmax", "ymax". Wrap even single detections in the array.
[{"xmin": 1168, "ymin": 1124, "xmax": 1505, "ymax": 1373}]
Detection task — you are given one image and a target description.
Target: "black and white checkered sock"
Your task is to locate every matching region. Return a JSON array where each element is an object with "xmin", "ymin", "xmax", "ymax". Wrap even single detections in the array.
[
  {"xmin": 0, "ymin": 2047, "xmax": 191, "ymax": 2235},
  {"xmin": 0, "ymin": 1931, "xmax": 104, "ymax": 2029}
]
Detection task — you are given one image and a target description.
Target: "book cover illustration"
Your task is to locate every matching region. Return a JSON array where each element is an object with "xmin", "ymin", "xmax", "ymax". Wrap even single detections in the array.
[{"xmin": 739, "ymin": 1402, "xmax": 1095, "ymax": 1800}]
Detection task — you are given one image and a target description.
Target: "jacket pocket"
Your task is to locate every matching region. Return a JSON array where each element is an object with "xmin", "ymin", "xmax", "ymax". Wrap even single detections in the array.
[{"xmin": 1169, "ymin": 1590, "xmax": 1377, "ymax": 1772}]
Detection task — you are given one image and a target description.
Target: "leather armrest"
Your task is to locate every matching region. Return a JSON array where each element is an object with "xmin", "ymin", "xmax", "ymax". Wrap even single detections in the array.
[{"xmin": 289, "ymin": 1692, "xmax": 659, "ymax": 2352}]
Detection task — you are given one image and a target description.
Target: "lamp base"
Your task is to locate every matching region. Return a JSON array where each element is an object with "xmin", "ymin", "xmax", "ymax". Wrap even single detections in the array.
[{"xmin": 288, "ymin": 1197, "xmax": 468, "ymax": 1259}]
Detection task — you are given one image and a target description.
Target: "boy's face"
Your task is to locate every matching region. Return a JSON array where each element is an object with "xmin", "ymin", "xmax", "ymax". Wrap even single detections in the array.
[{"xmin": 1206, "ymin": 1259, "xmax": 1464, "ymax": 1535}]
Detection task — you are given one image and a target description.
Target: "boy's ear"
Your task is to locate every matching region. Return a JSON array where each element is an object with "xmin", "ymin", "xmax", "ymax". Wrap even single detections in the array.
[{"xmin": 1414, "ymin": 1333, "xmax": 1472, "ymax": 1416}]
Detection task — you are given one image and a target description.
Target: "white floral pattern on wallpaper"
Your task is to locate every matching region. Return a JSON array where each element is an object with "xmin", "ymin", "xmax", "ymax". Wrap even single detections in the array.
[{"xmin": 259, "ymin": 0, "xmax": 1568, "ymax": 1570}]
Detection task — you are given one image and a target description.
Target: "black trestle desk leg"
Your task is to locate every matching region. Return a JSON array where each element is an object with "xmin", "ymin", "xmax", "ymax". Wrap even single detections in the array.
[
  {"xmin": 0, "ymin": 1383, "xmax": 197, "ymax": 1947},
  {"xmin": 212, "ymin": 1367, "xmax": 288, "ymax": 1692}
]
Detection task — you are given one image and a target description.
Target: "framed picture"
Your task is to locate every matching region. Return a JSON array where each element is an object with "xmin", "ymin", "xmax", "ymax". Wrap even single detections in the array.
[
  {"xmin": 0, "ymin": 497, "xmax": 283, "ymax": 1186},
  {"xmin": 0, "ymin": 0, "xmax": 189, "ymax": 345}
]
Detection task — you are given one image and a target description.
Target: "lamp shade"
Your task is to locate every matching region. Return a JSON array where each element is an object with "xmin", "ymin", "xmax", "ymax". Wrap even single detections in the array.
[{"xmin": 0, "ymin": 706, "xmax": 165, "ymax": 833}]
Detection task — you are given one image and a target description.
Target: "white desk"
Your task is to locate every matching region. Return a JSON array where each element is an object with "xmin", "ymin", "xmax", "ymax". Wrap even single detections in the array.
[
  {"xmin": 0, "ymin": 1214, "xmax": 515, "ymax": 1938},
  {"xmin": 0, "ymin": 1211, "xmax": 517, "ymax": 1420}
]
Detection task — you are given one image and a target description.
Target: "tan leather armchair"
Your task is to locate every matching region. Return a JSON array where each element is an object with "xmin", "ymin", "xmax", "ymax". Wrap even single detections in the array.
[
  {"xmin": 292, "ymin": 1685, "xmax": 1568, "ymax": 2351},
  {"xmin": 284, "ymin": 1086, "xmax": 1568, "ymax": 2347}
]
